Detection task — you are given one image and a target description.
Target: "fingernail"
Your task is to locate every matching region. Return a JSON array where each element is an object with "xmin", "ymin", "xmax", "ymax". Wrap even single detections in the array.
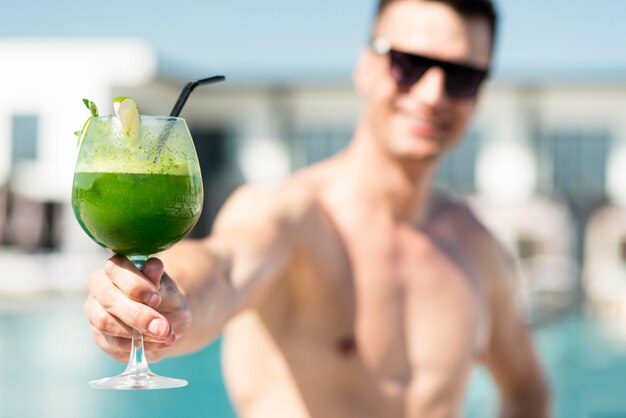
[
  {"xmin": 144, "ymin": 293, "xmax": 160, "ymax": 308},
  {"xmin": 147, "ymin": 319, "xmax": 167, "ymax": 337}
]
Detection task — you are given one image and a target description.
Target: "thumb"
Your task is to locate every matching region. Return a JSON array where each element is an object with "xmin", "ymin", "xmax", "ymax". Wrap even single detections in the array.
[{"xmin": 142, "ymin": 257, "xmax": 165, "ymax": 289}]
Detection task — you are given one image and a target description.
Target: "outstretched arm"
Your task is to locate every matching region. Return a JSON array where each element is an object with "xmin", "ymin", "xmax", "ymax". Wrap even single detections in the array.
[{"xmin": 84, "ymin": 185, "xmax": 300, "ymax": 362}]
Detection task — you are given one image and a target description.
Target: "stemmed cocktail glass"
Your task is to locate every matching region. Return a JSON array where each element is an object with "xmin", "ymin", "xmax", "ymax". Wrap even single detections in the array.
[{"xmin": 72, "ymin": 114, "xmax": 203, "ymax": 389}]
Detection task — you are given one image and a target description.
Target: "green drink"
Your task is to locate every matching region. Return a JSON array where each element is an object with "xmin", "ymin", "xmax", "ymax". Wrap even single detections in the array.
[
  {"xmin": 71, "ymin": 114, "xmax": 204, "ymax": 257},
  {"xmin": 72, "ymin": 172, "xmax": 202, "ymax": 256},
  {"xmin": 72, "ymin": 105, "xmax": 203, "ymax": 390}
]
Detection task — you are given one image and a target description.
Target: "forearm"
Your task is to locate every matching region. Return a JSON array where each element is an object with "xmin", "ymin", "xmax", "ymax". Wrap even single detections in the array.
[
  {"xmin": 499, "ymin": 386, "xmax": 551, "ymax": 418},
  {"xmin": 157, "ymin": 238, "xmax": 239, "ymax": 356},
  {"xmin": 152, "ymin": 187, "xmax": 298, "ymax": 357}
]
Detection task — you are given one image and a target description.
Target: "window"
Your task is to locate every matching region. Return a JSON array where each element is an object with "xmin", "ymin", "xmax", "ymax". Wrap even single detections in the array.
[
  {"xmin": 542, "ymin": 129, "xmax": 610, "ymax": 201},
  {"xmin": 11, "ymin": 114, "xmax": 39, "ymax": 166}
]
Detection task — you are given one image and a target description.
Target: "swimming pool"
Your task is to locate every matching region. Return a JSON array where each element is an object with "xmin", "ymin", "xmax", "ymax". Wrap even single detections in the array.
[{"xmin": 1, "ymin": 298, "xmax": 624, "ymax": 418}]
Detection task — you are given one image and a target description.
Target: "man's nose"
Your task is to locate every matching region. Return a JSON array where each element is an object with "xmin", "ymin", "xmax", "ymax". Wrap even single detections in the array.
[{"xmin": 409, "ymin": 66, "xmax": 448, "ymax": 106}]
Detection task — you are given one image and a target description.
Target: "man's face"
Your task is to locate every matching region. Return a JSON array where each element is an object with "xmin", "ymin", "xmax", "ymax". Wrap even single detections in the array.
[{"xmin": 356, "ymin": 0, "xmax": 492, "ymax": 164}]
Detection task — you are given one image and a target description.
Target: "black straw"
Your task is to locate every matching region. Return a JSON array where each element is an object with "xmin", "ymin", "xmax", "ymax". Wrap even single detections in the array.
[
  {"xmin": 152, "ymin": 75, "xmax": 225, "ymax": 163},
  {"xmin": 169, "ymin": 75, "xmax": 226, "ymax": 117}
]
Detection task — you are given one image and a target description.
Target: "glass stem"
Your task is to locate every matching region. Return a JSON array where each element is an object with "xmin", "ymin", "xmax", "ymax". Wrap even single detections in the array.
[
  {"xmin": 125, "ymin": 255, "xmax": 151, "ymax": 376},
  {"xmin": 126, "ymin": 330, "xmax": 150, "ymax": 375}
]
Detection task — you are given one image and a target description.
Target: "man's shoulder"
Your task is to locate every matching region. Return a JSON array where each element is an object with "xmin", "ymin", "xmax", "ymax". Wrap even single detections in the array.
[
  {"xmin": 431, "ymin": 192, "xmax": 485, "ymax": 233},
  {"xmin": 213, "ymin": 172, "xmax": 325, "ymax": 234},
  {"xmin": 433, "ymin": 192, "xmax": 513, "ymax": 274}
]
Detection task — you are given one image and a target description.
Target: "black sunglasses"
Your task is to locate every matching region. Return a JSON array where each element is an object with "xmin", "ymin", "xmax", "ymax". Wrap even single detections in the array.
[{"xmin": 371, "ymin": 39, "xmax": 489, "ymax": 99}]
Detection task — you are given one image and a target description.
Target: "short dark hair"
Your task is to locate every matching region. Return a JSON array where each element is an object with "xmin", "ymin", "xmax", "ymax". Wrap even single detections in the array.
[{"xmin": 376, "ymin": 0, "xmax": 498, "ymax": 51}]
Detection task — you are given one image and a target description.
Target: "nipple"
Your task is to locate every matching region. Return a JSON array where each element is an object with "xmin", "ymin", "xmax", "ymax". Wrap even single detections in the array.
[{"xmin": 336, "ymin": 336, "xmax": 357, "ymax": 356}]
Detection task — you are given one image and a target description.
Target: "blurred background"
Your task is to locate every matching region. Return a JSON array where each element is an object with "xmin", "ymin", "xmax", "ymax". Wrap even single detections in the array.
[{"xmin": 1, "ymin": 0, "xmax": 626, "ymax": 417}]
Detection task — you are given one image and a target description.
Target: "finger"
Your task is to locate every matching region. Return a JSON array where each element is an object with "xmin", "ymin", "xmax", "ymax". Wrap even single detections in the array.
[
  {"xmin": 104, "ymin": 256, "xmax": 161, "ymax": 308},
  {"xmin": 142, "ymin": 258, "xmax": 164, "ymax": 288},
  {"xmin": 93, "ymin": 277, "xmax": 173, "ymax": 341},
  {"xmin": 91, "ymin": 327, "xmax": 168, "ymax": 364},
  {"xmin": 84, "ymin": 295, "xmax": 133, "ymax": 338},
  {"xmin": 97, "ymin": 329, "xmax": 176, "ymax": 353},
  {"xmin": 90, "ymin": 328, "xmax": 129, "ymax": 363},
  {"xmin": 86, "ymin": 296, "xmax": 176, "ymax": 344}
]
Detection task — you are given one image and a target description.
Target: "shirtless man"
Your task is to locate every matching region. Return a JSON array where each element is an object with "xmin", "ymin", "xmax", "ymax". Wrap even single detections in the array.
[{"xmin": 84, "ymin": 0, "xmax": 551, "ymax": 416}]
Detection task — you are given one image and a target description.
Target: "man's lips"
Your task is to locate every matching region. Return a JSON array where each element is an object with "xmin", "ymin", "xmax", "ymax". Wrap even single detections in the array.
[{"xmin": 396, "ymin": 109, "xmax": 444, "ymax": 138}]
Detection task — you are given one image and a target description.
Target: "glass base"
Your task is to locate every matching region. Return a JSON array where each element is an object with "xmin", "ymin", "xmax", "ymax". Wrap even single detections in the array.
[{"xmin": 89, "ymin": 370, "xmax": 188, "ymax": 390}]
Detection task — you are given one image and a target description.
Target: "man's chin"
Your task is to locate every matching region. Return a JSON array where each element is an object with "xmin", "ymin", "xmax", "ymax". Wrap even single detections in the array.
[
  {"xmin": 392, "ymin": 149, "xmax": 442, "ymax": 170},
  {"xmin": 392, "ymin": 141, "xmax": 444, "ymax": 164}
]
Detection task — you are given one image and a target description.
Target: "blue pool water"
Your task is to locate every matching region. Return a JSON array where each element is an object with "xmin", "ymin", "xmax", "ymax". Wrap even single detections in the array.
[
  {"xmin": 1, "ymin": 299, "xmax": 626, "ymax": 418},
  {"xmin": 465, "ymin": 310, "xmax": 626, "ymax": 417}
]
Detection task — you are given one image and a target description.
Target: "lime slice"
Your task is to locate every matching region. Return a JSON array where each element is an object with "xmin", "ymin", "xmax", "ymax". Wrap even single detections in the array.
[{"xmin": 113, "ymin": 96, "xmax": 140, "ymax": 143}]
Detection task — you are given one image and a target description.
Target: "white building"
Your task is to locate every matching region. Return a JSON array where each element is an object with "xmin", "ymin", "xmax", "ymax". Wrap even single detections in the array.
[{"xmin": 0, "ymin": 39, "xmax": 156, "ymax": 252}]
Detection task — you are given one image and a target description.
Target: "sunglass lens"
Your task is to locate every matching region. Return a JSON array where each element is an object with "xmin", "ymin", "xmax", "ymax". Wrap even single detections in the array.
[
  {"xmin": 445, "ymin": 66, "xmax": 485, "ymax": 98},
  {"xmin": 389, "ymin": 51, "xmax": 430, "ymax": 89}
]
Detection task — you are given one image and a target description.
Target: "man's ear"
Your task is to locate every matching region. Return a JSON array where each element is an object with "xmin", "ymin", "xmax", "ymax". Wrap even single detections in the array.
[{"xmin": 353, "ymin": 48, "xmax": 375, "ymax": 97}]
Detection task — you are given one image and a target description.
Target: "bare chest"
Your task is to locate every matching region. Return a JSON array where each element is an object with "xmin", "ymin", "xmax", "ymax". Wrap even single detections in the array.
[
  {"xmin": 347, "ymin": 230, "xmax": 489, "ymax": 384},
  {"xmin": 224, "ymin": 209, "xmax": 491, "ymax": 417},
  {"xmin": 290, "ymin": 219, "xmax": 489, "ymax": 378}
]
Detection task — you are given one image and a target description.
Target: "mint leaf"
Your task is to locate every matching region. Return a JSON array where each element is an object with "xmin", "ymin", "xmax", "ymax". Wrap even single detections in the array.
[{"xmin": 82, "ymin": 98, "xmax": 99, "ymax": 117}]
